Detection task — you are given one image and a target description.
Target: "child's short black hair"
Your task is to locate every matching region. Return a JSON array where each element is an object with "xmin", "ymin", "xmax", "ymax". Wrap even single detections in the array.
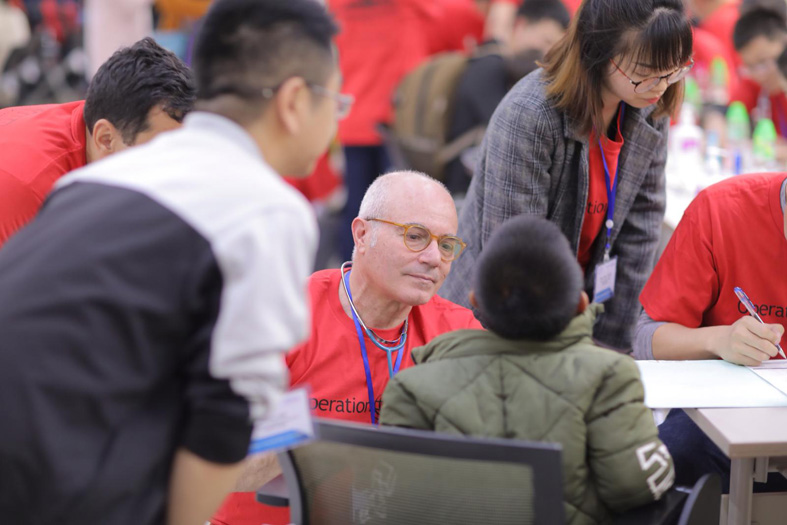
[
  {"xmin": 741, "ymin": 0, "xmax": 787, "ymax": 20},
  {"xmin": 474, "ymin": 216, "xmax": 583, "ymax": 340},
  {"xmin": 517, "ymin": 0, "xmax": 570, "ymax": 30},
  {"xmin": 733, "ymin": 6, "xmax": 787, "ymax": 51}
]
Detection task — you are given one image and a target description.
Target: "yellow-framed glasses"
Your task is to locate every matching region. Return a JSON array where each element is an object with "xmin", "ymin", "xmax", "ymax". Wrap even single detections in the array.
[{"xmin": 367, "ymin": 218, "xmax": 466, "ymax": 261}]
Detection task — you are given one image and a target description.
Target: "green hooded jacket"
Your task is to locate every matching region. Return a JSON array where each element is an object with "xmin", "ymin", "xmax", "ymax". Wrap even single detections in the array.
[{"xmin": 380, "ymin": 304, "xmax": 674, "ymax": 525}]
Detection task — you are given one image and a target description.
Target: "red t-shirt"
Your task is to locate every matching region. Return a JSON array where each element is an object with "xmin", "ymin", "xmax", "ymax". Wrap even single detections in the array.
[
  {"xmin": 424, "ymin": 0, "xmax": 485, "ymax": 55},
  {"xmin": 210, "ymin": 268, "xmax": 481, "ymax": 525},
  {"xmin": 328, "ymin": 0, "xmax": 477, "ymax": 145},
  {"xmin": 771, "ymin": 91, "xmax": 787, "ymax": 137},
  {"xmin": 578, "ymin": 108, "xmax": 624, "ymax": 270},
  {"xmin": 0, "ymin": 100, "xmax": 87, "ymax": 247},
  {"xmin": 692, "ymin": 26, "xmax": 740, "ymax": 105},
  {"xmin": 640, "ymin": 173, "xmax": 787, "ymax": 354},
  {"xmin": 561, "ymin": 0, "xmax": 582, "ymax": 16},
  {"xmin": 288, "ymin": 268, "xmax": 482, "ymax": 423},
  {"xmin": 209, "ymin": 492, "xmax": 289, "ymax": 525},
  {"xmin": 328, "ymin": 0, "xmax": 434, "ymax": 145},
  {"xmin": 731, "ymin": 82, "xmax": 787, "ymax": 138},
  {"xmin": 698, "ymin": 1, "xmax": 741, "ymax": 66},
  {"xmin": 283, "ymin": 151, "xmax": 342, "ymax": 203}
]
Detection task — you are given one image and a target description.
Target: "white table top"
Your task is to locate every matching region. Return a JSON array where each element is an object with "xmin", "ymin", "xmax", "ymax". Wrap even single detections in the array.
[{"xmin": 685, "ymin": 408, "xmax": 787, "ymax": 458}]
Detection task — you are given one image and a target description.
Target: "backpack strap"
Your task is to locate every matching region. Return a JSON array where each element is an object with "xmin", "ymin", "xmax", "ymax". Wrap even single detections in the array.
[{"xmin": 436, "ymin": 125, "xmax": 486, "ymax": 165}]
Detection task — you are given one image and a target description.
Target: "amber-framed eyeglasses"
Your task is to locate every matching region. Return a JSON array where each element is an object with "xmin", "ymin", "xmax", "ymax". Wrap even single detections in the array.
[
  {"xmin": 610, "ymin": 58, "xmax": 694, "ymax": 93},
  {"xmin": 367, "ymin": 218, "xmax": 467, "ymax": 261}
]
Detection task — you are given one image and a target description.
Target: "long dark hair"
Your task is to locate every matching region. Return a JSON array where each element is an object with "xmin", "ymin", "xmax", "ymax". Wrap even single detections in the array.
[{"xmin": 541, "ymin": 0, "xmax": 693, "ymax": 134}]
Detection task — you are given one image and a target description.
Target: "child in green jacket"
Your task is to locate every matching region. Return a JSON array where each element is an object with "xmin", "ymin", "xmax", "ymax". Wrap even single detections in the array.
[{"xmin": 380, "ymin": 216, "xmax": 674, "ymax": 525}]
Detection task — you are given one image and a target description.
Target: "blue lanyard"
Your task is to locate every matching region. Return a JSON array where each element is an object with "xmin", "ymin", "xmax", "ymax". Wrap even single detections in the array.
[
  {"xmin": 597, "ymin": 102, "xmax": 625, "ymax": 260},
  {"xmin": 343, "ymin": 268, "xmax": 405, "ymax": 425}
]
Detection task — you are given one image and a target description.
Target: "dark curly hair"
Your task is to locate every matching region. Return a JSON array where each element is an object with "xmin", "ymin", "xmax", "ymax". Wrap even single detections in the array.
[{"xmin": 84, "ymin": 37, "xmax": 195, "ymax": 145}]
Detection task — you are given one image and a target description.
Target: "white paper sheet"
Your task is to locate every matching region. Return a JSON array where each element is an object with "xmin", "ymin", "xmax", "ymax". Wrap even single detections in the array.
[
  {"xmin": 636, "ymin": 360, "xmax": 787, "ymax": 408},
  {"xmin": 750, "ymin": 361, "xmax": 787, "ymax": 397}
]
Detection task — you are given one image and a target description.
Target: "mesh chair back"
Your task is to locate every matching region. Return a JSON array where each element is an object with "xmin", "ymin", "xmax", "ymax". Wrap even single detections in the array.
[{"xmin": 282, "ymin": 420, "xmax": 564, "ymax": 525}]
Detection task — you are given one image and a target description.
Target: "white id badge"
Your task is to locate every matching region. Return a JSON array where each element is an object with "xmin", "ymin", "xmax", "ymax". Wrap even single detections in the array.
[
  {"xmin": 593, "ymin": 257, "xmax": 617, "ymax": 303},
  {"xmin": 248, "ymin": 387, "xmax": 315, "ymax": 456}
]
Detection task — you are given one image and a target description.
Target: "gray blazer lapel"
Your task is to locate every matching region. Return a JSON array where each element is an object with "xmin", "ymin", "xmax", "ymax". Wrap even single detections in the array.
[{"xmin": 561, "ymin": 114, "xmax": 590, "ymax": 252}]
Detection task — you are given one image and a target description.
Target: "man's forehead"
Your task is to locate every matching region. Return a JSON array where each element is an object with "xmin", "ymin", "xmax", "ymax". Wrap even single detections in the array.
[{"xmin": 385, "ymin": 204, "xmax": 458, "ymax": 235}]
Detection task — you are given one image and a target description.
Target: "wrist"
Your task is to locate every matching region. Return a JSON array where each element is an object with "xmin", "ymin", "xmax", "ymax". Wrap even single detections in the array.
[{"xmin": 701, "ymin": 325, "xmax": 727, "ymax": 358}]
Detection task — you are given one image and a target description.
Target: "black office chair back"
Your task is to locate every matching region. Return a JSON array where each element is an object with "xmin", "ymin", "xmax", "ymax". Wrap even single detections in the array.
[
  {"xmin": 281, "ymin": 420, "xmax": 565, "ymax": 525},
  {"xmin": 677, "ymin": 474, "xmax": 722, "ymax": 525}
]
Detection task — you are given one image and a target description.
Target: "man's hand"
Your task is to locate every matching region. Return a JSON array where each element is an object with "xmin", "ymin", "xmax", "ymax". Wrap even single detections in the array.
[
  {"xmin": 233, "ymin": 452, "xmax": 282, "ymax": 491},
  {"xmin": 712, "ymin": 316, "xmax": 784, "ymax": 366}
]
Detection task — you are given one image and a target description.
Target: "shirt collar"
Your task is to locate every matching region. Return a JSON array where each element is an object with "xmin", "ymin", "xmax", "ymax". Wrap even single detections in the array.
[{"xmin": 183, "ymin": 111, "xmax": 264, "ymax": 161}]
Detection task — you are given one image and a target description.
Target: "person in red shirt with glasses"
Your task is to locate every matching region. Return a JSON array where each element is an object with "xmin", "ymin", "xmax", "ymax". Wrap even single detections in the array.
[
  {"xmin": 635, "ymin": 173, "xmax": 787, "ymax": 493},
  {"xmin": 210, "ymin": 170, "xmax": 481, "ymax": 525},
  {"xmin": 733, "ymin": 5, "xmax": 787, "ymax": 136}
]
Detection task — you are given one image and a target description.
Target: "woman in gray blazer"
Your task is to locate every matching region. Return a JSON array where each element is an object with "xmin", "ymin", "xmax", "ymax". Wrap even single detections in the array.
[{"xmin": 441, "ymin": 0, "xmax": 694, "ymax": 351}]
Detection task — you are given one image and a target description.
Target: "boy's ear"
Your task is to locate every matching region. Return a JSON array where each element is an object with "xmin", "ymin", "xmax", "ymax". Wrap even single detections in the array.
[
  {"xmin": 469, "ymin": 290, "xmax": 478, "ymax": 309},
  {"xmin": 577, "ymin": 291, "xmax": 590, "ymax": 314}
]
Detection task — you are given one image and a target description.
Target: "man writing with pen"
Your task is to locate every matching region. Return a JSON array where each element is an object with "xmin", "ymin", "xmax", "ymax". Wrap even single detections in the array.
[
  {"xmin": 633, "ymin": 172, "xmax": 787, "ymax": 365},
  {"xmin": 632, "ymin": 172, "xmax": 787, "ymax": 494}
]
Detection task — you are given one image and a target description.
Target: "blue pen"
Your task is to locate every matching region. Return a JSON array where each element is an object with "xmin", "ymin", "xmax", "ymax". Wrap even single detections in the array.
[{"xmin": 734, "ymin": 286, "xmax": 787, "ymax": 359}]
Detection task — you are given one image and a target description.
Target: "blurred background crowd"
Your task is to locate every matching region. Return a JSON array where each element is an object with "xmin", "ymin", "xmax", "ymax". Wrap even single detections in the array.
[{"xmin": 3, "ymin": 0, "xmax": 787, "ymax": 267}]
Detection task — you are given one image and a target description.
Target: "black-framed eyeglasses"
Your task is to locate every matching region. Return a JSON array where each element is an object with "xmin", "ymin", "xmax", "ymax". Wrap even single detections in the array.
[
  {"xmin": 367, "ymin": 218, "xmax": 466, "ymax": 261},
  {"xmin": 260, "ymin": 81, "xmax": 354, "ymax": 120},
  {"xmin": 611, "ymin": 58, "xmax": 694, "ymax": 93}
]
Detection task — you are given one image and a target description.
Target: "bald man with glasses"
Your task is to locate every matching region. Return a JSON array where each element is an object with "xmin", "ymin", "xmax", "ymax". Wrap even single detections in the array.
[
  {"xmin": 210, "ymin": 170, "xmax": 481, "ymax": 525},
  {"xmin": 290, "ymin": 170, "xmax": 480, "ymax": 426}
]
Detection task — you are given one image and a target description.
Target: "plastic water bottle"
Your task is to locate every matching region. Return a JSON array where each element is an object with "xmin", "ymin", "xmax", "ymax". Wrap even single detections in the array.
[
  {"xmin": 705, "ymin": 130, "xmax": 724, "ymax": 179},
  {"xmin": 669, "ymin": 104, "xmax": 705, "ymax": 192},
  {"xmin": 725, "ymin": 102, "xmax": 751, "ymax": 175},
  {"xmin": 752, "ymin": 117, "xmax": 778, "ymax": 170},
  {"xmin": 684, "ymin": 77, "xmax": 703, "ymax": 118},
  {"xmin": 671, "ymin": 105, "xmax": 704, "ymax": 165},
  {"xmin": 707, "ymin": 56, "xmax": 730, "ymax": 106}
]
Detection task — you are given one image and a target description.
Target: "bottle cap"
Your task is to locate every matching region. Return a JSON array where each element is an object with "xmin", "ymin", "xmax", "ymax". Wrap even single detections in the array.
[
  {"xmin": 752, "ymin": 117, "xmax": 777, "ymax": 160},
  {"xmin": 684, "ymin": 76, "xmax": 701, "ymax": 108},
  {"xmin": 710, "ymin": 56, "xmax": 729, "ymax": 87}
]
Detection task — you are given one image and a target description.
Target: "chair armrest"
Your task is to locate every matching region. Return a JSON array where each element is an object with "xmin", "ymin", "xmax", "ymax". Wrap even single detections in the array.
[{"xmin": 255, "ymin": 474, "xmax": 290, "ymax": 507}]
